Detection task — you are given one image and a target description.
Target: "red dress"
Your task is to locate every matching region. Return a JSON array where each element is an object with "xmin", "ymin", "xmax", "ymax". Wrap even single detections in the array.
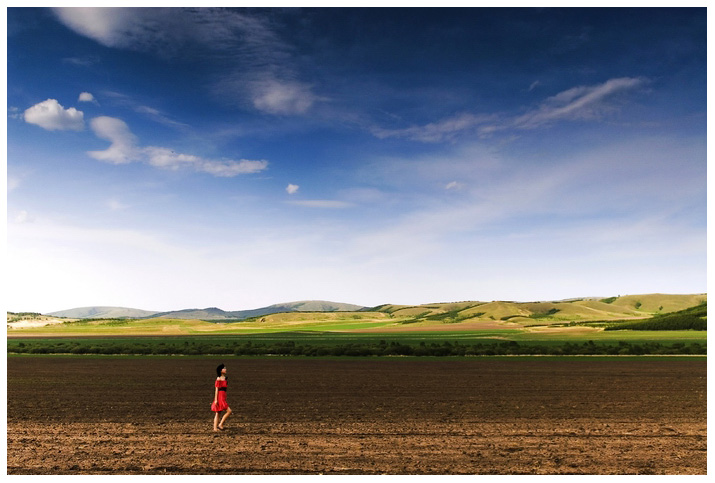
[{"xmin": 211, "ymin": 378, "xmax": 229, "ymax": 412}]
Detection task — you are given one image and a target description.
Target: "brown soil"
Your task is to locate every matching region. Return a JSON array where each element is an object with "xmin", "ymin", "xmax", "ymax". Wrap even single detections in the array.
[{"xmin": 7, "ymin": 356, "xmax": 706, "ymax": 474}]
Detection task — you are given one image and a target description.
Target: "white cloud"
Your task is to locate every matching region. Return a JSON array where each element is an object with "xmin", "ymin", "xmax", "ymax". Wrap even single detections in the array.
[
  {"xmin": 371, "ymin": 113, "xmax": 491, "ymax": 143},
  {"xmin": 346, "ymin": 133, "xmax": 705, "ymax": 273},
  {"xmin": 14, "ymin": 210, "xmax": 34, "ymax": 224},
  {"xmin": 63, "ymin": 55, "xmax": 100, "ymax": 67},
  {"xmin": 78, "ymin": 92, "xmax": 97, "ymax": 103},
  {"xmin": 445, "ymin": 181, "xmax": 463, "ymax": 190},
  {"xmin": 107, "ymin": 199, "xmax": 129, "ymax": 211},
  {"xmin": 286, "ymin": 184, "xmax": 300, "ymax": 195},
  {"xmin": 54, "ymin": 7, "xmax": 321, "ymax": 117},
  {"xmin": 24, "ymin": 99, "xmax": 84, "ymax": 131},
  {"xmin": 197, "ymin": 159, "xmax": 269, "ymax": 177},
  {"xmin": 134, "ymin": 105, "xmax": 189, "ymax": 129},
  {"xmin": 250, "ymin": 78, "xmax": 317, "ymax": 115},
  {"xmin": 52, "ymin": 8, "xmax": 122, "ymax": 47},
  {"xmin": 8, "ymin": 176, "xmax": 20, "ymax": 191},
  {"xmin": 53, "ymin": 7, "xmax": 268, "ymax": 55},
  {"xmin": 339, "ymin": 187, "xmax": 387, "ymax": 205},
  {"xmin": 88, "ymin": 116, "xmax": 268, "ymax": 176},
  {"xmin": 52, "ymin": 7, "xmax": 176, "ymax": 51},
  {"xmin": 88, "ymin": 116, "xmax": 140, "ymax": 164},
  {"xmin": 142, "ymin": 147, "xmax": 203, "ymax": 170},
  {"xmin": 513, "ymin": 77, "xmax": 646, "ymax": 129},
  {"xmin": 371, "ymin": 77, "xmax": 647, "ymax": 143},
  {"xmin": 143, "ymin": 147, "xmax": 268, "ymax": 177},
  {"xmin": 8, "ymin": 106, "xmax": 22, "ymax": 120},
  {"xmin": 98, "ymin": 92, "xmax": 188, "ymax": 130}
]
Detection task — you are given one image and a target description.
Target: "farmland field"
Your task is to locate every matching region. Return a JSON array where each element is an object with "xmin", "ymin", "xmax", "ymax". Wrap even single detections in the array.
[
  {"xmin": 7, "ymin": 328, "xmax": 706, "ymax": 357},
  {"xmin": 6, "ymin": 355, "xmax": 706, "ymax": 474}
]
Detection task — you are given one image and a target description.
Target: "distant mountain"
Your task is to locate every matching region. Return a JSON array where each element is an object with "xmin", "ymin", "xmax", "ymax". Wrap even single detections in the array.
[
  {"xmin": 41, "ymin": 294, "xmax": 706, "ymax": 322},
  {"xmin": 155, "ymin": 301, "xmax": 366, "ymax": 320},
  {"xmin": 150, "ymin": 307, "xmax": 231, "ymax": 320},
  {"xmin": 46, "ymin": 301, "xmax": 366, "ymax": 320},
  {"xmin": 46, "ymin": 306, "xmax": 159, "ymax": 319},
  {"xmin": 369, "ymin": 293, "xmax": 707, "ymax": 323}
]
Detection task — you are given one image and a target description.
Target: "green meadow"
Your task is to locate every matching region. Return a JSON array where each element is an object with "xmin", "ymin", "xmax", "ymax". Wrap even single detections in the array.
[
  {"xmin": 7, "ymin": 327, "xmax": 706, "ymax": 357},
  {"xmin": 7, "ymin": 295, "xmax": 706, "ymax": 356}
]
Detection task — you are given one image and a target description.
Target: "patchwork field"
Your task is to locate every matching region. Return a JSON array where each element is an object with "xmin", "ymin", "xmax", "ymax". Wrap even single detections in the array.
[
  {"xmin": 8, "ymin": 294, "xmax": 706, "ymax": 339},
  {"xmin": 6, "ymin": 356, "xmax": 706, "ymax": 475}
]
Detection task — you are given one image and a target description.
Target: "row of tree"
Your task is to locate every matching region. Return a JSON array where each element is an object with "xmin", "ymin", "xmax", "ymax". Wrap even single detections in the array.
[
  {"xmin": 8, "ymin": 340, "xmax": 706, "ymax": 356},
  {"xmin": 605, "ymin": 302, "xmax": 707, "ymax": 331}
]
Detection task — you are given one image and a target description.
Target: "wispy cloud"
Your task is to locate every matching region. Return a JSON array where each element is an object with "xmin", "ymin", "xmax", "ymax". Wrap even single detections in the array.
[
  {"xmin": 14, "ymin": 210, "xmax": 34, "ymax": 224},
  {"xmin": 248, "ymin": 77, "xmax": 319, "ymax": 115},
  {"xmin": 53, "ymin": 7, "xmax": 320, "ymax": 116},
  {"xmin": 133, "ymin": 105, "xmax": 190, "ymax": 130},
  {"xmin": 288, "ymin": 200, "xmax": 354, "ymax": 209},
  {"xmin": 53, "ymin": 7, "xmax": 189, "ymax": 54},
  {"xmin": 24, "ymin": 99, "xmax": 84, "ymax": 131},
  {"xmin": 8, "ymin": 176, "xmax": 21, "ymax": 191},
  {"xmin": 62, "ymin": 55, "xmax": 100, "ymax": 67},
  {"xmin": 107, "ymin": 199, "xmax": 129, "ymax": 211},
  {"xmin": 370, "ymin": 113, "xmax": 494, "ymax": 143},
  {"xmin": 348, "ymin": 133, "xmax": 704, "ymax": 267},
  {"xmin": 445, "ymin": 181, "xmax": 463, "ymax": 191},
  {"xmin": 144, "ymin": 147, "xmax": 268, "ymax": 177},
  {"xmin": 8, "ymin": 106, "xmax": 22, "ymax": 120},
  {"xmin": 370, "ymin": 77, "xmax": 647, "ymax": 143},
  {"xmin": 286, "ymin": 184, "xmax": 300, "ymax": 195},
  {"xmin": 101, "ymin": 91, "xmax": 189, "ymax": 130},
  {"xmin": 88, "ymin": 116, "xmax": 268, "ymax": 176},
  {"xmin": 512, "ymin": 77, "xmax": 646, "ymax": 129}
]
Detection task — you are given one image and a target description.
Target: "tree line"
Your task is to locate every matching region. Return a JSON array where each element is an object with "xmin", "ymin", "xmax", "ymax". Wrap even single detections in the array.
[
  {"xmin": 605, "ymin": 302, "xmax": 707, "ymax": 331},
  {"xmin": 8, "ymin": 339, "xmax": 706, "ymax": 356}
]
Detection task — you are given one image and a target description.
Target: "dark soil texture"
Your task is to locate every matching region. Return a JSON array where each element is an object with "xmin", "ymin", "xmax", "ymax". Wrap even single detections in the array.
[{"xmin": 7, "ymin": 356, "xmax": 706, "ymax": 474}]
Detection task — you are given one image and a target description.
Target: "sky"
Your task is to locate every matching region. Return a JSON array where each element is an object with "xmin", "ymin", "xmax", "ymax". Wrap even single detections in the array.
[{"xmin": 5, "ymin": 7, "xmax": 708, "ymax": 313}]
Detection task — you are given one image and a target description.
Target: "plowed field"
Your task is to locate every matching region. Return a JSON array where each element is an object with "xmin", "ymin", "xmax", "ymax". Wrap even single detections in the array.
[{"xmin": 7, "ymin": 356, "xmax": 706, "ymax": 474}]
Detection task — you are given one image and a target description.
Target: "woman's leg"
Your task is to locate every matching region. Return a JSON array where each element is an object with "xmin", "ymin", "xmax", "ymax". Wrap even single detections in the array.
[
  {"xmin": 219, "ymin": 407, "xmax": 232, "ymax": 429},
  {"xmin": 213, "ymin": 411, "xmax": 220, "ymax": 431}
]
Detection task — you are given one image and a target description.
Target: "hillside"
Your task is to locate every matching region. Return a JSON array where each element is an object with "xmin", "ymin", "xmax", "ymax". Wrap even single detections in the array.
[
  {"xmin": 152, "ymin": 300, "xmax": 366, "ymax": 320},
  {"xmin": 605, "ymin": 302, "xmax": 707, "ymax": 331},
  {"xmin": 369, "ymin": 293, "xmax": 707, "ymax": 324},
  {"xmin": 7, "ymin": 312, "xmax": 74, "ymax": 328},
  {"xmin": 29, "ymin": 293, "xmax": 706, "ymax": 327},
  {"xmin": 599, "ymin": 293, "xmax": 707, "ymax": 313},
  {"xmin": 219, "ymin": 300, "xmax": 365, "ymax": 320},
  {"xmin": 46, "ymin": 300, "xmax": 366, "ymax": 320},
  {"xmin": 151, "ymin": 307, "xmax": 232, "ymax": 320},
  {"xmin": 8, "ymin": 293, "xmax": 707, "ymax": 338},
  {"xmin": 46, "ymin": 307, "xmax": 159, "ymax": 319}
]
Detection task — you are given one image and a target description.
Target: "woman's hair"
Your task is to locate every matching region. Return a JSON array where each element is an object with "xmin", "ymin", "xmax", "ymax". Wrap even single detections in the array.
[{"xmin": 216, "ymin": 363, "xmax": 225, "ymax": 377}]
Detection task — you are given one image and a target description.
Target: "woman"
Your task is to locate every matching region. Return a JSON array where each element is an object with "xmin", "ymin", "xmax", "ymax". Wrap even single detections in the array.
[{"xmin": 211, "ymin": 363, "xmax": 232, "ymax": 431}]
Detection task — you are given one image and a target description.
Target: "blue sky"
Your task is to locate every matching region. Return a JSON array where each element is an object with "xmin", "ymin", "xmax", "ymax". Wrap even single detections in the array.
[{"xmin": 5, "ymin": 7, "xmax": 707, "ymax": 313}]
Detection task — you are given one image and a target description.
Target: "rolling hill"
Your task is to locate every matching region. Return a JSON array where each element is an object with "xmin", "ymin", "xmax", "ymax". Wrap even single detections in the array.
[
  {"xmin": 367, "ymin": 293, "xmax": 707, "ymax": 324},
  {"xmin": 46, "ymin": 306, "xmax": 160, "ymax": 319},
  {"xmin": 47, "ymin": 300, "xmax": 365, "ymax": 320},
  {"xmin": 38, "ymin": 293, "xmax": 706, "ymax": 325},
  {"xmin": 10, "ymin": 293, "xmax": 706, "ymax": 338}
]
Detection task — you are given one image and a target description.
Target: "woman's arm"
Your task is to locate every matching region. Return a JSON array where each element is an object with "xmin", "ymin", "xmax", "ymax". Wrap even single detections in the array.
[{"xmin": 214, "ymin": 385, "xmax": 219, "ymax": 404}]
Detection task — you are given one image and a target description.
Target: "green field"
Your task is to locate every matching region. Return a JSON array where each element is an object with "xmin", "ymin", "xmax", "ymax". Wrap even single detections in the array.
[
  {"xmin": 7, "ymin": 328, "xmax": 706, "ymax": 357},
  {"xmin": 7, "ymin": 295, "xmax": 707, "ymax": 356}
]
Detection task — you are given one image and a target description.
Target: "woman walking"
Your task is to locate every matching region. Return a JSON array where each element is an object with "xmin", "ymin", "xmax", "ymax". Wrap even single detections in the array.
[{"xmin": 211, "ymin": 363, "xmax": 232, "ymax": 431}]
